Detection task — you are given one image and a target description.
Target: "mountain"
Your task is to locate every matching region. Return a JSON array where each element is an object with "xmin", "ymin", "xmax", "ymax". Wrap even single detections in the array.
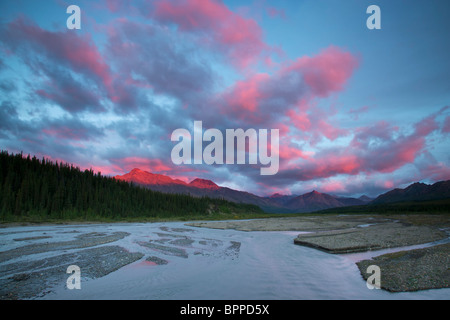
[
  {"xmin": 358, "ymin": 195, "xmax": 374, "ymax": 203},
  {"xmin": 189, "ymin": 178, "xmax": 220, "ymax": 190},
  {"xmin": 114, "ymin": 169, "xmax": 286, "ymax": 213},
  {"xmin": 371, "ymin": 180, "xmax": 450, "ymax": 204},
  {"xmin": 285, "ymin": 191, "xmax": 347, "ymax": 213},
  {"xmin": 334, "ymin": 196, "xmax": 367, "ymax": 207},
  {"xmin": 114, "ymin": 169, "xmax": 376, "ymax": 213},
  {"xmin": 115, "ymin": 169, "xmax": 450, "ymax": 213},
  {"xmin": 116, "ymin": 168, "xmax": 187, "ymax": 186},
  {"xmin": 266, "ymin": 193, "xmax": 298, "ymax": 207}
]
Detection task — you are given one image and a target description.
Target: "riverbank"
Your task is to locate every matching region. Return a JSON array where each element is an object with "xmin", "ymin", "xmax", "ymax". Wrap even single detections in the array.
[{"xmin": 188, "ymin": 214, "xmax": 450, "ymax": 292}]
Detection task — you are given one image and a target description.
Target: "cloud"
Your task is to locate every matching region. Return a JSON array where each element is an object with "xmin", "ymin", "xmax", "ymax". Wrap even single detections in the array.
[
  {"xmin": 0, "ymin": 101, "xmax": 23, "ymax": 138},
  {"xmin": 264, "ymin": 111, "xmax": 443, "ymax": 190},
  {"xmin": 0, "ymin": 2, "xmax": 448, "ymax": 199},
  {"xmin": 216, "ymin": 46, "xmax": 358, "ymax": 154},
  {"xmin": 281, "ymin": 46, "xmax": 359, "ymax": 98},
  {"xmin": 221, "ymin": 46, "xmax": 358, "ymax": 117},
  {"xmin": 151, "ymin": 0, "xmax": 268, "ymax": 68},
  {"xmin": 42, "ymin": 117, "xmax": 104, "ymax": 142},
  {"xmin": 34, "ymin": 66, "xmax": 104, "ymax": 113},
  {"xmin": 0, "ymin": 17, "xmax": 113, "ymax": 113},
  {"xmin": 109, "ymin": 157, "xmax": 174, "ymax": 174},
  {"xmin": 442, "ymin": 115, "xmax": 450, "ymax": 133},
  {"xmin": 105, "ymin": 18, "xmax": 215, "ymax": 111}
]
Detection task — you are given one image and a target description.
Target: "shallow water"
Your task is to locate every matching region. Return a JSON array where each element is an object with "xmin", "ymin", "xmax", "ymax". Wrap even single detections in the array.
[{"xmin": 0, "ymin": 222, "xmax": 448, "ymax": 300}]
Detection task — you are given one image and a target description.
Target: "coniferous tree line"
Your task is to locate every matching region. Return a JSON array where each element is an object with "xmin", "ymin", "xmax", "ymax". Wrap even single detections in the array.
[{"xmin": 0, "ymin": 150, "xmax": 261, "ymax": 221}]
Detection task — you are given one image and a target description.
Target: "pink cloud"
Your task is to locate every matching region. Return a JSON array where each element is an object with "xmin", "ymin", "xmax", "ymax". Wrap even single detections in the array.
[
  {"xmin": 315, "ymin": 154, "xmax": 361, "ymax": 177},
  {"xmin": 152, "ymin": 0, "xmax": 267, "ymax": 68},
  {"xmin": 347, "ymin": 119, "xmax": 429, "ymax": 174},
  {"xmin": 310, "ymin": 107, "xmax": 348, "ymax": 142},
  {"xmin": 213, "ymin": 46, "xmax": 359, "ymax": 171},
  {"xmin": 224, "ymin": 73, "xmax": 270, "ymax": 112},
  {"xmin": 277, "ymin": 110, "xmax": 443, "ymax": 184},
  {"xmin": 110, "ymin": 157, "xmax": 173, "ymax": 174},
  {"xmin": 154, "ymin": 0, "xmax": 226, "ymax": 30},
  {"xmin": 279, "ymin": 144, "xmax": 312, "ymax": 162},
  {"xmin": 420, "ymin": 163, "xmax": 450, "ymax": 182},
  {"xmin": 42, "ymin": 128, "xmax": 87, "ymax": 141},
  {"xmin": 278, "ymin": 152, "xmax": 362, "ymax": 181},
  {"xmin": 219, "ymin": 46, "xmax": 358, "ymax": 127},
  {"xmin": 282, "ymin": 46, "xmax": 359, "ymax": 98},
  {"xmin": 383, "ymin": 180, "xmax": 395, "ymax": 189},
  {"xmin": 414, "ymin": 113, "xmax": 439, "ymax": 136},
  {"xmin": 286, "ymin": 109, "xmax": 311, "ymax": 131},
  {"xmin": 3, "ymin": 18, "xmax": 116, "ymax": 105},
  {"xmin": 320, "ymin": 180, "xmax": 347, "ymax": 194}
]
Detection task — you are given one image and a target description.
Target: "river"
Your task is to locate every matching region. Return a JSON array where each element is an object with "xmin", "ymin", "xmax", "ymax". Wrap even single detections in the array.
[{"xmin": 0, "ymin": 221, "xmax": 448, "ymax": 300}]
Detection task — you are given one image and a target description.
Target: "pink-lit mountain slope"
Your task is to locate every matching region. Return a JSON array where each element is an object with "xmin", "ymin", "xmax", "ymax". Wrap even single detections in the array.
[{"xmin": 114, "ymin": 169, "xmax": 371, "ymax": 213}]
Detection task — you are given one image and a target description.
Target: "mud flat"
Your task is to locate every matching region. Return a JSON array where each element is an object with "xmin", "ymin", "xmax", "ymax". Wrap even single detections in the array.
[{"xmin": 188, "ymin": 214, "xmax": 450, "ymax": 292}]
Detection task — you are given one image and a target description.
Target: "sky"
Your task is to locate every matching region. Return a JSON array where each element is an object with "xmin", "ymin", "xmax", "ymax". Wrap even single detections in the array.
[{"xmin": 0, "ymin": 0, "xmax": 449, "ymax": 197}]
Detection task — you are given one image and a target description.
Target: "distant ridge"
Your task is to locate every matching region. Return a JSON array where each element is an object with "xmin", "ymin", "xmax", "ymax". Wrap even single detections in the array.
[
  {"xmin": 371, "ymin": 180, "xmax": 450, "ymax": 204},
  {"xmin": 114, "ymin": 169, "xmax": 371, "ymax": 213},
  {"xmin": 115, "ymin": 168, "xmax": 187, "ymax": 186},
  {"xmin": 285, "ymin": 190, "xmax": 347, "ymax": 212},
  {"xmin": 115, "ymin": 169, "xmax": 450, "ymax": 213},
  {"xmin": 189, "ymin": 178, "xmax": 220, "ymax": 190}
]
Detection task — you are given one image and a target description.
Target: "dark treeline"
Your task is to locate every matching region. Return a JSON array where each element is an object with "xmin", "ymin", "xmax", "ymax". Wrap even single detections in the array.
[{"xmin": 0, "ymin": 150, "xmax": 262, "ymax": 221}]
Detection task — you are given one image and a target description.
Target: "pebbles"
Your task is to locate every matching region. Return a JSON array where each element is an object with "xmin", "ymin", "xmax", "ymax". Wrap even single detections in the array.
[
  {"xmin": 293, "ymin": 223, "xmax": 447, "ymax": 254},
  {"xmin": 146, "ymin": 256, "xmax": 169, "ymax": 265},
  {"xmin": 138, "ymin": 241, "xmax": 189, "ymax": 258},
  {"xmin": 13, "ymin": 236, "xmax": 53, "ymax": 242},
  {"xmin": 357, "ymin": 243, "xmax": 450, "ymax": 292},
  {"xmin": 0, "ymin": 232, "xmax": 131, "ymax": 264}
]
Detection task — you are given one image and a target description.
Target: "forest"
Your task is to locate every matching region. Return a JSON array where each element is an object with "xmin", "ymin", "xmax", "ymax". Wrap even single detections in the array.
[{"xmin": 0, "ymin": 150, "xmax": 262, "ymax": 222}]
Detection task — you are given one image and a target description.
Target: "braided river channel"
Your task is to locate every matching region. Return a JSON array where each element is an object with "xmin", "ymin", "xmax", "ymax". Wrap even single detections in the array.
[{"xmin": 0, "ymin": 221, "xmax": 448, "ymax": 300}]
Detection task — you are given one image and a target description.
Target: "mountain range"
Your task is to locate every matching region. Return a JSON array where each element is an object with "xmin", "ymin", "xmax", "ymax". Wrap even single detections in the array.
[
  {"xmin": 371, "ymin": 180, "xmax": 450, "ymax": 204},
  {"xmin": 114, "ymin": 168, "xmax": 450, "ymax": 213}
]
